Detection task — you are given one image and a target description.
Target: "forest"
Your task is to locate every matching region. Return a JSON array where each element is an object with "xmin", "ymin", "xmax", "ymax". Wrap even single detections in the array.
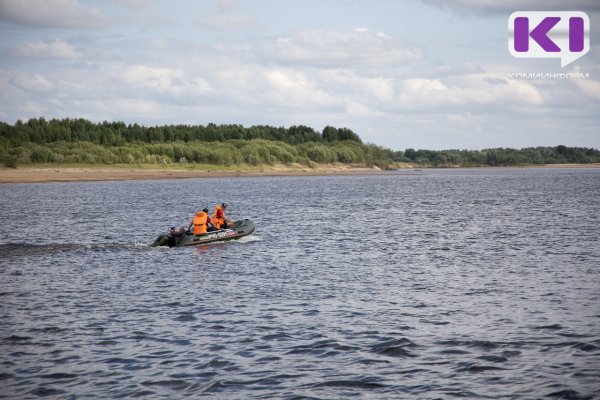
[{"xmin": 1, "ymin": 118, "xmax": 599, "ymax": 168}]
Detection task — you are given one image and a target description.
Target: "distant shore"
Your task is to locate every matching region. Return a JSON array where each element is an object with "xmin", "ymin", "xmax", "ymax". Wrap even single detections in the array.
[
  {"xmin": 1, "ymin": 163, "xmax": 598, "ymax": 184},
  {"xmin": 0, "ymin": 163, "xmax": 388, "ymax": 184}
]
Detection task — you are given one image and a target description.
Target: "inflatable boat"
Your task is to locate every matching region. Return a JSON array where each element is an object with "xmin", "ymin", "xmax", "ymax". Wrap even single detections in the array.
[{"xmin": 151, "ymin": 219, "xmax": 255, "ymax": 247}]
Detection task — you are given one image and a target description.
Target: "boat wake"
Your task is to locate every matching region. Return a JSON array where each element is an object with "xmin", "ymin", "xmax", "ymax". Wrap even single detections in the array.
[
  {"xmin": 0, "ymin": 242, "xmax": 150, "ymax": 257},
  {"xmin": 235, "ymin": 235, "xmax": 262, "ymax": 244},
  {"xmin": 187, "ymin": 234, "xmax": 261, "ymax": 250},
  {"xmin": 0, "ymin": 235, "xmax": 259, "ymax": 257}
]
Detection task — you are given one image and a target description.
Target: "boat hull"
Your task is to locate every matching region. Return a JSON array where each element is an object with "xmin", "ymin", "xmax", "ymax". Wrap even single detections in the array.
[{"xmin": 151, "ymin": 219, "xmax": 255, "ymax": 247}]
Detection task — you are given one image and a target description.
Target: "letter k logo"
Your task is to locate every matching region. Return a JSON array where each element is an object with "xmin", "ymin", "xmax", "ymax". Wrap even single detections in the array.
[{"xmin": 514, "ymin": 17, "xmax": 561, "ymax": 52}]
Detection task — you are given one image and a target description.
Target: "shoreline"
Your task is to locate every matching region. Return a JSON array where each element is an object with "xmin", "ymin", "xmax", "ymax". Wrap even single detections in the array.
[
  {"xmin": 0, "ymin": 164, "xmax": 388, "ymax": 184},
  {"xmin": 1, "ymin": 163, "xmax": 599, "ymax": 184}
]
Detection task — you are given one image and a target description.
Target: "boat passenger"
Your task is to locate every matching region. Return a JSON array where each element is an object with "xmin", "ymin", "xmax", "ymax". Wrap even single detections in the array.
[
  {"xmin": 188, "ymin": 208, "xmax": 213, "ymax": 235},
  {"xmin": 213, "ymin": 203, "xmax": 234, "ymax": 229}
]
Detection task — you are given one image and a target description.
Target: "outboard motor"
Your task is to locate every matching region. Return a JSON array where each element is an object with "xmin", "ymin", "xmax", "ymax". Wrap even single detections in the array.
[
  {"xmin": 151, "ymin": 226, "xmax": 187, "ymax": 247},
  {"xmin": 151, "ymin": 232, "xmax": 172, "ymax": 247},
  {"xmin": 170, "ymin": 227, "xmax": 186, "ymax": 237},
  {"xmin": 170, "ymin": 226, "xmax": 186, "ymax": 246}
]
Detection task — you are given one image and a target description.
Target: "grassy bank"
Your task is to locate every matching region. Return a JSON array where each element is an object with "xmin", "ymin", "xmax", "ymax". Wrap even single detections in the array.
[{"xmin": 0, "ymin": 139, "xmax": 396, "ymax": 169}]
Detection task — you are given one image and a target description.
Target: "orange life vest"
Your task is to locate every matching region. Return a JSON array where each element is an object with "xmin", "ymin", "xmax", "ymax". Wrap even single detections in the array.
[
  {"xmin": 212, "ymin": 205, "xmax": 224, "ymax": 229},
  {"xmin": 193, "ymin": 211, "xmax": 208, "ymax": 235}
]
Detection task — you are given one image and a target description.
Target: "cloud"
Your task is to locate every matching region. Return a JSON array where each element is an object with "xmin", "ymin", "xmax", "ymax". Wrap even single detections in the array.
[
  {"xmin": 10, "ymin": 73, "xmax": 55, "ymax": 92},
  {"xmin": 573, "ymin": 79, "xmax": 600, "ymax": 100},
  {"xmin": 420, "ymin": 0, "xmax": 600, "ymax": 16},
  {"xmin": 445, "ymin": 112, "xmax": 486, "ymax": 123},
  {"xmin": 428, "ymin": 61, "xmax": 485, "ymax": 78},
  {"xmin": 570, "ymin": 67, "xmax": 600, "ymax": 101},
  {"xmin": 261, "ymin": 69, "xmax": 339, "ymax": 109},
  {"xmin": 117, "ymin": 65, "xmax": 184, "ymax": 88},
  {"xmin": 318, "ymin": 69, "xmax": 395, "ymax": 103},
  {"xmin": 98, "ymin": 64, "xmax": 214, "ymax": 105},
  {"xmin": 108, "ymin": 0, "xmax": 158, "ymax": 6},
  {"xmin": 10, "ymin": 39, "xmax": 85, "ymax": 59},
  {"xmin": 389, "ymin": 74, "xmax": 545, "ymax": 113},
  {"xmin": 204, "ymin": 60, "xmax": 546, "ymax": 120},
  {"xmin": 22, "ymin": 101, "xmax": 48, "ymax": 115},
  {"xmin": 262, "ymin": 28, "xmax": 422, "ymax": 68},
  {"xmin": 299, "ymin": 69, "xmax": 543, "ymax": 114},
  {"xmin": 0, "ymin": 0, "xmax": 106, "ymax": 28},
  {"xmin": 104, "ymin": 98, "xmax": 164, "ymax": 118},
  {"xmin": 198, "ymin": 12, "xmax": 255, "ymax": 30},
  {"xmin": 198, "ymin": 0, "xmax": 256, "ymax": 30}
]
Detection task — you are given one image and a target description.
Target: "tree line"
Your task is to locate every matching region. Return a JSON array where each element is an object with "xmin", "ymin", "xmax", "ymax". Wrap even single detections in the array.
[
  {"xmin": 0, "ymin": 118, "xmax": 393, "ymax": 168},
  {"xmin": 402, "ymin": 146, "xmax": 600, "ymax": 166},
  {"xmin": 0, "ymin": 118, "xmax": 362, "ymax": 146},
  {"xmin": 0, "ymin": 118, "xmax": 599, "ymax": 168}
]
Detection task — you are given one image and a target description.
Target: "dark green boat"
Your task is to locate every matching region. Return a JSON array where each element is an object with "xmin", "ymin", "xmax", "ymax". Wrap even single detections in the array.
[{"xmin": 151, "ymin": 219, "xmax": 256, "ymax": 247}]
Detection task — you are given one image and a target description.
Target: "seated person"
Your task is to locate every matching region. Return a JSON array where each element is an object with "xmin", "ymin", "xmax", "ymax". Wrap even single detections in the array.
[
  {"xmin": 188, "ymin": 208, "xmax": 213, "ymax": 235},
  {"xmin": 212, "ymin": 203, "xmax": 234, "ymax": 229}
]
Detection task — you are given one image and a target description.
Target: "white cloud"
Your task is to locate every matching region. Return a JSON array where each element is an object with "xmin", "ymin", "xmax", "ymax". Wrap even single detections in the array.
[
  {"xmin": 190, "ymin": 78, "xmax": 213, "ymax": 95},
  {"xmin": 199, "ymin": 12, "xmax": 255, "ymax": 30},
  {"xmin": 320, "ymin": 70, "xmax": 396, "ymax": 103},
  {"xmin": 391, "ymin": 73, "xmax": 543, "ymax": 111},
  {"xmin": 345, "ymin": 100, "xmax": 378, "ymax": 117},
  {"xmin": 10, "ymin": 73, "xmax": 55, "ymax": 92},
  {"xmin": 22, "ymin": 101, "xmax": 47, "ymax": 115},
  {"xmin": 263, "ymin": 28, "xmax": 422, "ymax": 68},
  {"xmin": 11, "ymin": 39, "xmax": 84, "ymax": 59},
  {"xmin": 0, "ymin": 0, "xmax": 106, "ymax": 28},
  {"xmin": 100, "ymin": 64, "xmax": 214, "ymax": 101},
  {"xmin": 110, "ymin": 98, "xmax": 163, "ymax": 117},
  {"xmin": 572, "ymin": 78, "xmax": 600, "ymax": 101},
  {"xmin": 117, "ymin": 65, "xmax": 184, "ymax": 88},
  {"xmin": 446, "ymin": 112, "xmax": 486, "ymax": 123},
  {"xmin": 262, "ymin": 69, "xmax": 339, "ymax": 109},
  {"xmin": 567, "ymin": 66, "xmax": 600, "ymax": 101},
  {"xmin": 396, "ymin": 78, "xmax": 448, "ymax": 107},
  {"xmin": 428, "ymin": 62, "xmax": 485, "ymax": 78},
  {"xmin": 198, "ymin": 0, "xmax": 256, "ymax": 30},
  {"xmin": 108, "ymin": 0, "xmax": 158, "ymax": 6},
  {"xmin": 421, "ymin": 0, "xmax": 600, "ymax": 15}
]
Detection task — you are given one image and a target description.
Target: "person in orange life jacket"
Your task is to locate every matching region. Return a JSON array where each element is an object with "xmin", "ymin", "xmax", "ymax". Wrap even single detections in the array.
[
  {"xmin": 188, "ymin": 208, "xmax": 213, "ymax": 235},
  {"xmin": 212, "ymin": 203, "xmax": 234, "ymax": 229}
]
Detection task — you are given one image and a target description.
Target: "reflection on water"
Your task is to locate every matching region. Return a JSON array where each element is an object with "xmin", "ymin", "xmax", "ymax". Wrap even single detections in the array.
[{"xmin": 1, "ymin": 168, "xmax": 599, "ymax": 399}]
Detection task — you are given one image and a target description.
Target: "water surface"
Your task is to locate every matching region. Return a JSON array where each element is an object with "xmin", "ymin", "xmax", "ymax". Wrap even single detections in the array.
[{"xmin": 1, "ymin": 168, "xmax": 599, "ymax": 399}]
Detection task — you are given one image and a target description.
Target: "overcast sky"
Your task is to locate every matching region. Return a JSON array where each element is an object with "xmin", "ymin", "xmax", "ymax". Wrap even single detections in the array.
[{"xmin": 0, "ymin": 0, "xmax": 599, "ymax": 150}]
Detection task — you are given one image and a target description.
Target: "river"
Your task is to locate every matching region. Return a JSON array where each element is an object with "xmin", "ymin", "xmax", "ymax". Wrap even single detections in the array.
[{"xmin": 1, "ymin": 168, "xmax": 599, "ymax": 399}]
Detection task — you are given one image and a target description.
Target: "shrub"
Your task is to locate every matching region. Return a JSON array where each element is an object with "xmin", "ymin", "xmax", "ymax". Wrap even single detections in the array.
[{"xmin": 3, "ymin": 154, "xmax": 18, "ymax": 168}]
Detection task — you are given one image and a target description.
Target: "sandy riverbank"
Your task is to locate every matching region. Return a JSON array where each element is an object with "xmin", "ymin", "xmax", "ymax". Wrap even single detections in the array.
[{"xmin": 0, "ymin": 163, "xmax": 391, "ymax": 184}]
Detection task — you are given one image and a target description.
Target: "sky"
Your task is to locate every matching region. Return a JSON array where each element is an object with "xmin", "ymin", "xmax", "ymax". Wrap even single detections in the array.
[{"xmin": 0, "ymin": 0, "xmax": 599, "ymax": 150}]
